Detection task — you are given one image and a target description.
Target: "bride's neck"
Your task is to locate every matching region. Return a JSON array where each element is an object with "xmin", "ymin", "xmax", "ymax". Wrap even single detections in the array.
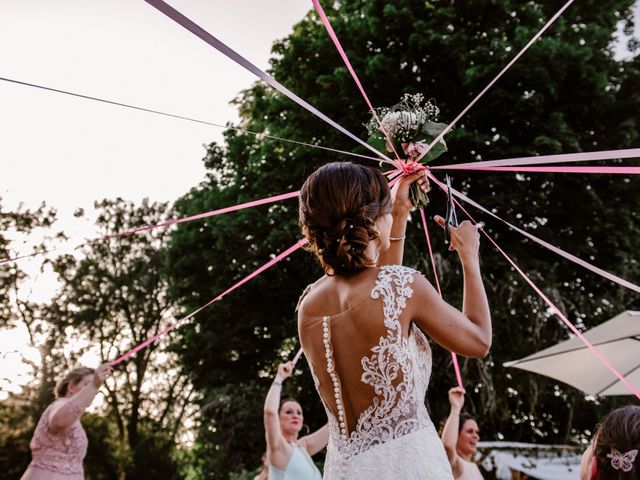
[{"xmin": 365, "ymin": 241, "xmax": 380, "ymax": 266}]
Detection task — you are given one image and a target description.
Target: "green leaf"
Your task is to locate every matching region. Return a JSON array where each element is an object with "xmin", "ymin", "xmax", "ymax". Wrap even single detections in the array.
[
  {"xmin": 421, "ymin": 120, "xmax": 448, "ymax": 137},
  {"xmin": 367, "ymin": 132, "xmax": 388, "ymax": 154},
  {"xmin": 419, "ymin": 135, "xmax": 447, "ymax": 162}
]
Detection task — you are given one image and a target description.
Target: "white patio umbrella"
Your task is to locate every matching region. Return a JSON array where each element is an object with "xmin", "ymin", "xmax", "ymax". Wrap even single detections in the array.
[{"xmin": 504, "ymin": 310, "xmax": 640, "ymax": 396}]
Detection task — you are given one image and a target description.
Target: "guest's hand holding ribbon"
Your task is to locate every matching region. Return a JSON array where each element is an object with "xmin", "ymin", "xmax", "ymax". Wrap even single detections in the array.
[
  {"xmin": 92, "ymin": 364, "xmax": 112, "ymax": 389},
  {"xmin": 275, "ymin": 361, "xmax": 294, "ymax": 383}
]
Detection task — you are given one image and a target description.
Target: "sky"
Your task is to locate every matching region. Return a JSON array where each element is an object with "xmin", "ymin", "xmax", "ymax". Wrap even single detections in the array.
[
  {"xmin": 1, "ymin": 0, "xmax": 310, "ymax": 222},
  {"xmin": 0, "ymin": 0, "xmax": 311, "ymax": 398}
]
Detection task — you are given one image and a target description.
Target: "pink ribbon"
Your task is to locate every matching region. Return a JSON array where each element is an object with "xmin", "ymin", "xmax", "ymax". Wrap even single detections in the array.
[
  {"xmin": 426, "ymin": 172, "xmax": 640, "ymax": 294},
  {"xmin": 0, "ymin": 250, "xmax": 51, "ymax": 266},
  {"xmin": 419, "ymin": 209, "xmax": 443, "ymax": 296},
  {"xmin": 311, "ymin": 0, "xmax": 443, "ymax": 178},
  {"xmin": 110, "ymin": 239, "xmax": 307, "ymax": 365},
  {"xmin": 105, "ymin": 191, "xmax": 300, "ymax": 238},
  {"xmin": 292, "ymin": 348, "xmax": 304, "ymax": 367},
  {"xmin": 310, "ymin": 0, "xmax": 403, "ymax": 167},
  {"xmin": 420, "ymin": 208, "xmax": 463, "ymax": 388},
  {"xmin": 143, "ymin": 0, "xmax": 396, "ymax": 167},
  {"xmin": 1, "ymin": 191, "xmax": 301, "ymax": 266},
  {"xmin": 432, "ymin": 165, "xmax": 640, "ymax": 175},
  {"xmin": 432, "ymin": 148, "xmax": 640, "ymax": 169},
  {"xmin": 489, "ymin": 238, "xmax": 640, "ymax": 399},
  {"xmin": 416, "ymin": 0, "xmax": 575, "ymax": 163},
  {"xmin": 436, "ymin": 188, "xmax": 640, "ymax": 399}
]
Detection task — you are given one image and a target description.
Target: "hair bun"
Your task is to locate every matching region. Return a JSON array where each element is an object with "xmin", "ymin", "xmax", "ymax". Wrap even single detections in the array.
[{"xmin": 299, "ymin": 162, "xmax": 391, "ymax": 277}]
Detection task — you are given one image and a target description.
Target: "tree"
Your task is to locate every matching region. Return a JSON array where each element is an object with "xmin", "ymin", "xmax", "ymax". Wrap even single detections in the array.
[
  {"xmin": 0, "ymin": 200, "xmax": 65, "ymax": 479},
  {"xmin": 51, "ymin": 198, "xmax": 195, "ymax": 480},
  {"xmin": 165, "ymin": 0, "xmax": 639, "ymax": 476}
]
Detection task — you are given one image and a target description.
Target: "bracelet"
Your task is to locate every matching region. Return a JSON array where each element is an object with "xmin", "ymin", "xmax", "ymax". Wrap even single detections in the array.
[
  {"xmin": 272, "ymin": 380, "xmax": 282, "ymax": 388},
  {"xmin": 389, "ymin": 236, "xmax": 406, "ymax": 241}
]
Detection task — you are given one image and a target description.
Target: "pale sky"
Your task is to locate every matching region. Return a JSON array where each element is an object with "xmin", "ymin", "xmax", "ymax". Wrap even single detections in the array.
[
  {"xmin": 1, "ymin": 0, "xmax": 310, "ymax": 220},
  {"xmin": 0, "ymin": 0, "xmax": 311, "ymax": 397},
  {"xmin": 1, "ymin": 1, "xmax": 637, "ymax": 224}
]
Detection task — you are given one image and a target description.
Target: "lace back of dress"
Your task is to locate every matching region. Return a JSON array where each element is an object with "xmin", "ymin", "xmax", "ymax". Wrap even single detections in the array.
[
  {"xmin": 306, "ymin": 267, "xmax": 449, "ymax": 479},
  {"xmin": 320, "ymin": 265, "xmax": 432, "ymax": 461}
]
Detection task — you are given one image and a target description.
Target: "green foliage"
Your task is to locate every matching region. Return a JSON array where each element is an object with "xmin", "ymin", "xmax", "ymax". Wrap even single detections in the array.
[
  {"xmin": 0, "ymin": 201, "xmax": 70, "ymax": 479},
  {"xmin": 51, "ymin": 198, "xmax": 194, "ymax": 479},
  {"xmin": 82, "ymin": 413, "xmax": 127, "ymax": 480},
  {"xmin": 0, "ymin": 399, "xmax": 36, "ymax": 480},
  {"xmin": 168, "ymin": 0, "xmax": 639, "ymax": 477},
  {"xmin": 0, "ymin": 200, "xmax": 57, "ymax": 324},
  {"xmin": 1, "ymin": 199, "xmax": 195, "ymax": 479}
]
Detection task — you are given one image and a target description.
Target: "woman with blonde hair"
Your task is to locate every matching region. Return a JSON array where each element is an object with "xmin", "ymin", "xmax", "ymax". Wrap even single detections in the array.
[{"xmin": 21, "ymin": 364, "xmax": 111, "ymax": 480}]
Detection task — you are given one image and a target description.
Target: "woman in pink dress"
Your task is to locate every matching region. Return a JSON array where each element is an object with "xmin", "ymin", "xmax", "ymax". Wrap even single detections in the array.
[{"xmin": 21, "ymin": 364, "xmax": 111, "ymax": 480}]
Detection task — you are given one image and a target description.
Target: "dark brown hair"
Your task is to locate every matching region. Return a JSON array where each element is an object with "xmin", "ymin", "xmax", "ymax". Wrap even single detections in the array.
[
  {"xmin": 299, "ymin": 162, "xmax": 392, "ymax": 276},
  {"xmin": 55, "ymin": 367, "xmax": 95, "ymax": 398},
  {"xmin": 279, "ymin": 397, "xmax": 302, "ymax": 415},
  {"xmin": 592, "ymin": 406, "xmax": 640, "ymax": 479},
  {"xmin": 459, "ymin": 412, "xmax": 477, "ymax": 434}
]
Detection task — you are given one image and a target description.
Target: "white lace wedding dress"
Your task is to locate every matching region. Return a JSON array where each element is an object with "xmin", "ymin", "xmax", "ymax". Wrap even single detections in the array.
[{"xmin": 300, "ymin": 265, "xmax": 454, "ymax": 480}]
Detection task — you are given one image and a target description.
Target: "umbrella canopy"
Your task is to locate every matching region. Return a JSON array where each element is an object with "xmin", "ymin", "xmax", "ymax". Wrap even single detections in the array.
[{"xmin": 504, "ymin": 310, "xmax": 640, "ymax": 396}]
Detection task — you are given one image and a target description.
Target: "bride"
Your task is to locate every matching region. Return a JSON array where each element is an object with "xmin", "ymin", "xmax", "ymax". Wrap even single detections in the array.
[{"xmin": 297, "ymin": 162, "xmax": 491, "ymax": 479}]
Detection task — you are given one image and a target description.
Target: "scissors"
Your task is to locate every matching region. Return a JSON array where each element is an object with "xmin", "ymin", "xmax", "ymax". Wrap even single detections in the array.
[{"xmin": 444, "ymin": 175, "xmax": 459, "ymax": 245}]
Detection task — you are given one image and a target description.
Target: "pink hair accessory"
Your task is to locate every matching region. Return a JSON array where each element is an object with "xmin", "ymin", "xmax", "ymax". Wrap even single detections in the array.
[{"xmin": 607, "ymin": 448, "xmax": 638, "ymax": 472}]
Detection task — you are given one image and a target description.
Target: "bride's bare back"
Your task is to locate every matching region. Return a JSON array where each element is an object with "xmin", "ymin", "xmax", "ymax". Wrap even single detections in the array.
[
  {"xmin": 299, "ymin": 265, "xmax": 461, "ymax": 478},
  {"xmin": 299, "ymin": 267, "xmax": 416, "ymax": 435}
]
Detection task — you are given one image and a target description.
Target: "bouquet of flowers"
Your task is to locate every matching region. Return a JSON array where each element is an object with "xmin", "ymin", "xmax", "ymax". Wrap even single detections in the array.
[{"xmin": 366, "ymin": 93, "xmax": 449, "ymax": 208}]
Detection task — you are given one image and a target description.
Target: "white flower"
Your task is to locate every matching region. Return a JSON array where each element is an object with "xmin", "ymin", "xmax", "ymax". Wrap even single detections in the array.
[{"xmin": 380, "ymin": 112, "xmax": 402, "ymax": 132}]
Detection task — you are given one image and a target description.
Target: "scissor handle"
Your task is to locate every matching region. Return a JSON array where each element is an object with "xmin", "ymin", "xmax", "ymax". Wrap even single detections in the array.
[{"xmin": 444, "ymin": 176, "xmax": 458, "ymax": 244}]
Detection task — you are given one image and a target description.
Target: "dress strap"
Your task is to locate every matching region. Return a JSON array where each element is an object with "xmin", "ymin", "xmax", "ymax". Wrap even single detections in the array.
[{"xmin": 371, "ymin": 265, "xmax": 418, "ymax": 328}]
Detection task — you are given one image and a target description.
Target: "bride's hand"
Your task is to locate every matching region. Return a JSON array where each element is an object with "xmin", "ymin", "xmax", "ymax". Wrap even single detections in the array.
[
  {"xmin": 434, "ymin": 216, "xmax": 480, "ymax": 261},
  {"xmin": 390, "ymin": 170, "xmax": 430, "ymax": 215}
]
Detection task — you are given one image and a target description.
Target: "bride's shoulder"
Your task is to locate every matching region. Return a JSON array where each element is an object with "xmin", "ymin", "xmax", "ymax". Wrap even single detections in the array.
[
  {"xmin": 373, "ymin": 265, "xmax": 429, "ymax": 299},
  {"xmin": 296, "ymin": 276, "xmax": 329, "ymax": 314}
]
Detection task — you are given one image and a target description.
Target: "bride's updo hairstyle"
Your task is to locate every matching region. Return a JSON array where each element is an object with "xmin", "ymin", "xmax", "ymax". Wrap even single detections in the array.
[{"xmin": 299, "ymin": 162, "xmax": 391, "ymax": 276}]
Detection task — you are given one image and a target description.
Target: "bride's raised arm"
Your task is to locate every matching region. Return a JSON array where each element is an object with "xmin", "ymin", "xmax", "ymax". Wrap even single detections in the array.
[
  {"xmin": 409, "ymin": 217, "xmax": 491, "ymax": 358},
  {"xmin": 377, "ymin": 170, "xmax": 429, "ymax": 267}
]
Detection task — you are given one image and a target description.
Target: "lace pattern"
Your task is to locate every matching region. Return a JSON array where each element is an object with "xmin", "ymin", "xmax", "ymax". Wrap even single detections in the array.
[
  {"xmin": 29, "ymin": 399, "xmax": 88, "ymax": 475},
  {"xmin": 318, "ymin": 265, "xmax": 452, "ymax": 479}
]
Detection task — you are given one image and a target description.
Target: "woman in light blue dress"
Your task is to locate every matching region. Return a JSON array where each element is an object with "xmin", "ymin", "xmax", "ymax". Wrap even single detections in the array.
[{"xmin": 263, "ymin": 361, "xmax": 328, "ymax": 479}]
